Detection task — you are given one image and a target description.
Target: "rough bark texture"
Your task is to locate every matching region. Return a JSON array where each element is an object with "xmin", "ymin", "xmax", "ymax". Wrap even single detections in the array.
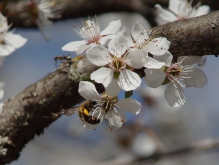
[
  {"xmin": 0, "ymin": 6, "xmax": 219, "ymax": 165},
  {"xmin": 150, "ymin": 11, "xmax": 219, "ymax": 57},
  {"xmin": 0, "ymin": 57, "xmax": 101, "ymax": 165}
]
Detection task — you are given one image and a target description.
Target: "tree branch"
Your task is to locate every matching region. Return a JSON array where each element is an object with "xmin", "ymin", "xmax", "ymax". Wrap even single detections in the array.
[
  {"xmin": 0, "ymin": 10, "xmax": 219, "ymax": 164},
  {"xmin": 151, "ymin": 10, "xmax": 219, "ymax": 57}
]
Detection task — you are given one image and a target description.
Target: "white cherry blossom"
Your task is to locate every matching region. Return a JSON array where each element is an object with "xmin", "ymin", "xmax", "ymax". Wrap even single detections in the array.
[
  {"xmin": 155, "ymin": 0, "xmax": 210, "ymax": 25},
  {"xmin": 78, "ymin": 81, "xmax": 141, "ymax": 130},
  {"xmin": 38, "ymin": 0, "xmax": 61, "ymax": 26},
  {"xmin": 86, "ymin": 33, "xmax": 145, "ymax": 91},
  {"xmin": 0, "ymin": 13, "xmax": 27, "ymax": 56},
  {"xmin": 145, "ymin": 52, "xmax": 207, "ymax": 107},
  {"xmin": 28, "ymin": 0, "xmax": 61, "ymax": 40},
  {"xmin": 62, "ymin": 17, "xmax": 122, "ymax": 54},
  {"xmin": 127, "ymin": 22, "xmax": 170, "ymax": 69}
]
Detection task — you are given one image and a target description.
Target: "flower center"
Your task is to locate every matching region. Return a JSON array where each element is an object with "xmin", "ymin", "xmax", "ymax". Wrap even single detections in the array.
[
  {"xmin": 101, "ymin": 95, "xmax": 118, "ymax": 114},
  {"xmin": 74, "ymin": 17, "xmax": 101, "ymax": 44}
]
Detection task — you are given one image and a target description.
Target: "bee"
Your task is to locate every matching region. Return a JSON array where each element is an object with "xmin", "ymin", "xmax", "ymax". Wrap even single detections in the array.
[
  {"xmin": 54, "ymin": 55, "xmax": 71, "ymax": 62},
  {"xmin": 54, "ymin": 55, "xmax": 72, "ymax": 67},
  {"xmin": 59, "ymin": 101, "xmax": 101, "ymax": 125}
]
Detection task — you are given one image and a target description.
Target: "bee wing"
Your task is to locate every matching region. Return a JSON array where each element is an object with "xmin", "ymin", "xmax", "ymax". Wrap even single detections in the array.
[{"xmin": 60, "ymin": 107, "xmax": 79, "ymax": 116}]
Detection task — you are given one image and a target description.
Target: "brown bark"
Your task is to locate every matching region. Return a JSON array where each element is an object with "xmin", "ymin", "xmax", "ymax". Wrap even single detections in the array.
[
  {"xmin": 0, "ymin": 57, "xmax": 101, "ymax": 165},
  {"xmin": 0, "ymin": 9, "xmax": 219, "ymax": 165},
  {"xmin": 151, "ymin": 11, "xmax": 219, "ymax": 57}
]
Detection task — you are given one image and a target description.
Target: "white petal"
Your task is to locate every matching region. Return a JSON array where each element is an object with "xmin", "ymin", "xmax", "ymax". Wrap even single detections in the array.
[
  {"xmin": 105, "ymin": 78, "xmax": 121, "ymax": 97},
  {"xmin": 0, "ymin": 13, "xmax": 8, "ymax": 31},
  {"xmin": 195, "ymin": 5, "xmax": 210, "ymax": 17},
  {"xmin": 144, "ymin": 69, "xmax": 166, "ymax": 88},
  {"xmin": 127, "ymin": 49, "xmax": 146, "ymax": 69},
  {"xmin": 100, "ymin": 20, "xmax": 121, "ymax": 35},
  {"xmin": 62, "ymin": 40, "xmax": 86, "ymax": 52},
  {"xmin": 183, "ymin": 68, "xmax": 207, "ymax": 88},
  {"xmin": 144, "ymin": 56, "xmax": 166, "ymax": 69},
  {"xmin": 0, "ymin": 44, "xmax": 15, "ymax": 56},
  {"xmin": 76, "ymin": 44, "xmax": 92, "ymax": 54},
  {"xmin": 164, "ymin": 82, "xmax": 186, "ymax": 108},
  {"xmin": 106, "ymin": 109, "xmax": 125, "ymax": 129},
  {"xmin": 168, "ymin": 0, "xmax": 181, "ymax": 15},
  {"xmin": 155, "ymin": 4, "xmax": 177, "ymax": 23},
  {"xmin": 90, "ymin": 68, "xmax": 113, "ymax": 87},
  {"xmin": 177, "ymin": 56, "xmax": 202, "ymax": 65},
  {"xmin": 108, "ymin": 33, "xmax": 128, "ymax": 57},
  {"xmin": 4, "ymin": 32, "xmax": 27, "ymax": 49},
  {"xmin": 131, "ymin": 22, "xmax": 149, "ymax": 41},
  {"xmin": 82, "ymin": 121, "xmax": 100, "ymax": 130},
  {"xmin": 118, "ymin": 70, "xmax": 141, "ymax": 91},
  {"xmin": 99, "ymin": 34, "xmax": 114, "ymax": 45},
  {"xmin": 154, "ymin": 51, "xmax": 173, "ymax": 66},
  {"xmin": 86, "ymin": 45, "xmax": 112, "ymax": 66},
  {"xmin": 78, "ymin": 81, "xmax": 100, "ymax": 100},
  {"xmin": 146, "ymin": 37, "xmax": 170, "ymax": 56},
  {"xmin": 116, "ymin": 98, "xmax": 142, "ymax": 114}
]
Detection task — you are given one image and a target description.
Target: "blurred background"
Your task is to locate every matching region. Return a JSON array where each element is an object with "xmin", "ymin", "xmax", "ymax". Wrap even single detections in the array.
[{"xmin": 1, "ymin": 1, "xmax": 219, "ymax": 165}]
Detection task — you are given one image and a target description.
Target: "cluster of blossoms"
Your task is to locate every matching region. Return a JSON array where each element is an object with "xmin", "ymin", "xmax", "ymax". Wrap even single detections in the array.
[
  {"xmin": 0, "ymin": 12, "xmax": 27, "ymax": 56},
  {"xmin": 0, "ymin": 12, "xmax": 28, "ymax": 114},
  {"xmin": 62, "ymin": 2, "xmax": 208, "ymax": 129}
]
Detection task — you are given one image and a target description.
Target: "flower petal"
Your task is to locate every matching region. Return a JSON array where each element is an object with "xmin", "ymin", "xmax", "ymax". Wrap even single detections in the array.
[
  {"xmin": 100, "ymin": 20, "xmax": 121, "ymax": 35},
  {"xmin": 144, "ymin": 56, "xmax": 166, "ymax": 69},
  {"xmin": 105, "ymin": 109, "xmax": 125, "ymax": 129},
  {"xmin": 90, "ymin": 68, "xmax": 113, "ymax": 87},
  {"xmin": 99, "ymin": 34, "xmax": 114, "ymax": 45},
  {"xmin": 195, "ymin": 5, "xmax": 210, "ymax": 17},
  {"xmin": 164, "ymin": 82, "xmax": 186, "ymax": 108},
  {"xmin": 118, "ymin": 69, "xmax": 141, "ymax": 91},
  {"xmin": 116, "ymin": 98, "xmax": 142, "ymax": 114},
  {"xmin": 0, "ymin": 44, "xmax": 15, "ymax": 56},
  {"xmin": 86, "ymin": 45, "xmax": 112, "ymax": 66},
  {"xmin": 108, "ymin": 33, "xmax": 128, "ymax": 57},
  {"xmin": 105, "ymin": 78, "xmax": 121, "ymax": 97},
  {"xmin": 144, "ymin": 69, "xmax": 166, "ymax": 88},
  {"xmin": 168, "ymin": 0, "xmax": 181, "ymax": 15},
  {"xmin": 154, "ymin": 51, "xmax": 173, "ymax": 66},
  {"xmin": 177, "ymin": 56, "xmax": 202, "ymax": 65},
  {"xmin": 155, "ymin": 4, "xmax": 177, "ymax": 23},
  {"xmin": 78, "ymin": 81, "xmax": 100, "ymax": 100},
  {"xmin": 183, "ymin": 68, "xmax": 207, "ymax": 88},
  {"xmin": 82, "ymin": 121, "xmax": 100, "ymax": 130},
  {"xmin": 0, "ymin": 13, "xmax": 8, "ymax": 32},
  {"xmin": 127, "ymin": 49, "xmax": 146, "ymax": 69},
  {"xmin": 62, "ymin": 40, "xmax": 86, "ymax": 52},
  {"xmin": 146, "ymin": 37, "xmax": 170, "ymax": 56},
  {"xmin": 4, "ymin": 32, "xmax": 27, "ymax": 49},
  {"xmin": 76, "ymin": 44, "xmax": 92, "ymax": 54},
  {"xmin": 131, "ymin": 22, "xmax": 150, "ymax": 41}
]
